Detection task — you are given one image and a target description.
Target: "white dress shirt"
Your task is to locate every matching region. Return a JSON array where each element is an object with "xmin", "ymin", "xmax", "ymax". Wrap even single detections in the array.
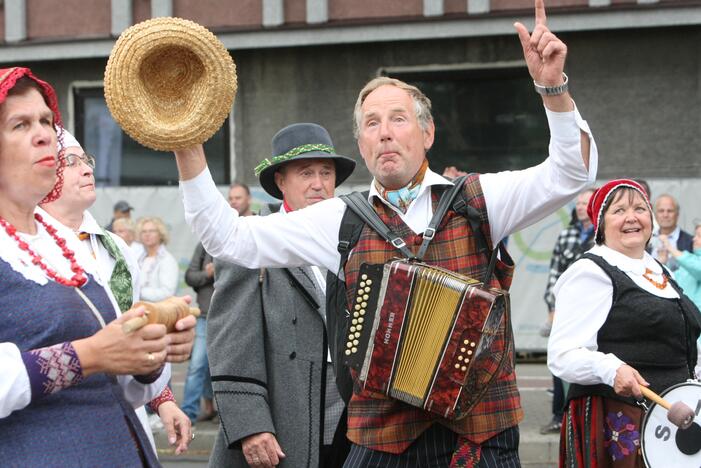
[
  {"xmin": 0, "ymin": 209, "xmax": 169, "ymax": 418},
  {"xmin": 181, "ymin": 105, "xmax": 597, "ymax": 276},
  {"xmin": 548, "ymin": 244, "xmax": 701, "ymax": 387}
]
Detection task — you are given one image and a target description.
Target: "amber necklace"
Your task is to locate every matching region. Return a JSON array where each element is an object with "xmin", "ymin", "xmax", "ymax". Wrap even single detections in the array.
[{"xmin": 642, "ymin": 268, "xmax": 668, "ymax": 290}]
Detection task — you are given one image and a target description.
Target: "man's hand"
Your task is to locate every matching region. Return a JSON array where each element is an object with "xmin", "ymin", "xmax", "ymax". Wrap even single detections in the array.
[
  {"xmin": 514, "ymin": 0, "xmax": 567, "ymax": 87},
  {"xmin": 242, "ymin": 432, "xmax": 286, "ymax": 467},
  {"xmin": 514, "ymin": 0, "xmax": 573, "ymax": 113}
]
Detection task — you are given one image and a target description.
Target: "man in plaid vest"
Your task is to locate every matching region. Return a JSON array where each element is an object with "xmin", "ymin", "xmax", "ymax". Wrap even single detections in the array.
[{"xmin": 173, "ymin": 0, "xmax": 597, "ymax": 465}]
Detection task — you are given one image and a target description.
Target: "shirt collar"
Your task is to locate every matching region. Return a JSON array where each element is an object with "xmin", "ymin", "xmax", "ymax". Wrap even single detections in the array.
[
  {"xmin": 367, "ymin": 167, "xmax": 453, "ymax": 208},
  {"xmin": 78, "ymin": 211, "xmax": 102, "ymax": 235},
  {"xmin": 590, "ymin": 244, "xmax": 663, "ymax": 275},
  {"xmin": 654, "ymin": 225, "xmax": 681, "ymax": 241}
]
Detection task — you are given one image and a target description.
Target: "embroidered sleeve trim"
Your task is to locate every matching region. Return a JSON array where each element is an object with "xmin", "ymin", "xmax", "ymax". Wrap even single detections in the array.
[
  {"xmin": 21, "ymin": 342, "xmax": 84, "ymax": 401},
  {"xmin": 147, "ymin": 385, "xmax": 175, "ymax": 413}
]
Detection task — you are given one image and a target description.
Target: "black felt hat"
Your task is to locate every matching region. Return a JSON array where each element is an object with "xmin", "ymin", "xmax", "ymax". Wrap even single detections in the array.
[{"xmin": 254, "ymin": 123, "xmax": 356, "ymax": 200}]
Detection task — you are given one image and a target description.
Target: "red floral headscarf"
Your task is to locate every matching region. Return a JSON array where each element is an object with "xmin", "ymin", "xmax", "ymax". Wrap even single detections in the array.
[{"xmin": 0, "ymin": 67, "xmax": 65, "ymax": 203}]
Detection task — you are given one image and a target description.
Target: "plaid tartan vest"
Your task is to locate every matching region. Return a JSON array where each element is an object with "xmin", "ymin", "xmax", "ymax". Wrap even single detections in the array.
[{"xmin": 344, "ymin": 174, "xmax": 523, "ymax": 454}]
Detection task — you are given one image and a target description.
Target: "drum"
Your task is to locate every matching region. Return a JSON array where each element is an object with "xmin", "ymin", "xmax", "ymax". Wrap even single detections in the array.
[{"xmin": 642, "ymin": 380, "xmax": 701, "ymax": 467}]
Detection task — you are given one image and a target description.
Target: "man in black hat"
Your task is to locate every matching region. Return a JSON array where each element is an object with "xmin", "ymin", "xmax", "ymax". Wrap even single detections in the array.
[
  {"xmin": 207, "ymin": 123, "xmax": 354, "ymax": 468},
  {"xmin": 106, "ymin": 199, "xmax": 134, "ymax": 232}
]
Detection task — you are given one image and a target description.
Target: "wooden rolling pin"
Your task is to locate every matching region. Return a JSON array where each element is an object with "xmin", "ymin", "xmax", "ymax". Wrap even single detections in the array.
[{"xmin": 122, "ymin": 297, "xmax": 200, "ymax": 333}]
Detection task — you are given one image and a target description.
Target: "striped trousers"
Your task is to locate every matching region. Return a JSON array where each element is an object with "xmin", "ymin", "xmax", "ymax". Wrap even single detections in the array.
[{"xmin": 343, "ymin": 424, "xmax": 520, "ymax": 468}]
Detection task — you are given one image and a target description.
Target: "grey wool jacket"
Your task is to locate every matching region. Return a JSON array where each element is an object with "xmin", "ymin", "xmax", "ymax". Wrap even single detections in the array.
[{"xmin": 207, "ymin": 210, "xmax": 334, "ymax": 467}]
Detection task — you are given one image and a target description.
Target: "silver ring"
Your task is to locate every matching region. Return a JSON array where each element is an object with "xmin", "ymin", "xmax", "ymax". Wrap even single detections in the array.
[
  {"xmin": 191, "ymin": 433, "xmax": 196, "ymax": 440},
  {"xmin": 147, "ymin": 352, "xmax": 155, "ymax": 362}
]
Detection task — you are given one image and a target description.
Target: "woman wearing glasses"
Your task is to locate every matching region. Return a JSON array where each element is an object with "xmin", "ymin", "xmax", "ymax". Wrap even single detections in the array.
[{"xmin": 0, "ymin": 67, "xmax": 195, "ymax": 466}]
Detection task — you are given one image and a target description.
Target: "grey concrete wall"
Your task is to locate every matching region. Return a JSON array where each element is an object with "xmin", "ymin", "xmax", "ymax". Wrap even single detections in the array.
[{"xmin": 231, "ymin": 25, "xmax": 701, "ymax": 184}]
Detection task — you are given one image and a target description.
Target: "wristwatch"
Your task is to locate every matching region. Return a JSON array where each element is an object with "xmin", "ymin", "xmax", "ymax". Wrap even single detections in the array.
[{"xmin": 534, "ymin": 73, "xmax": 568, "ymax": 96}]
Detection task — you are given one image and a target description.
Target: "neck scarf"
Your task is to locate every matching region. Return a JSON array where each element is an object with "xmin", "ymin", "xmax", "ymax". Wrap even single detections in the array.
[{"xmin": 374, "ymin": 159, "xmax": 429, "ymax": 213}]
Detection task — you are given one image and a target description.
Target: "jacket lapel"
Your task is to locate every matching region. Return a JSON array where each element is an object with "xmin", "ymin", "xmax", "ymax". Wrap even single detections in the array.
[{"xmin": 284, "ymin": 266, "xmax": 321, "ymax": 313}]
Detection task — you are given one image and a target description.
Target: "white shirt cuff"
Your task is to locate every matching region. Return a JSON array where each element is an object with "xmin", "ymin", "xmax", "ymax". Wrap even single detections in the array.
[{"xmin": 599, "ymin": 353, "xmax": 626, "ymax": 387}]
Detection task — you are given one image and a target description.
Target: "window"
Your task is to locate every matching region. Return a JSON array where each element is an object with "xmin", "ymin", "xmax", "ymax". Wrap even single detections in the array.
[
  {"xmin": 383, "ymin": 63, "xmax": 549, "ymax": 174},
  {"xmin": 72, "ymin": 86, "xmax": 231, "ymax": 186}
]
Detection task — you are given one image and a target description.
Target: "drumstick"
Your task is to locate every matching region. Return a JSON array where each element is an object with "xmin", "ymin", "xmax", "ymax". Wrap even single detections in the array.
[
  {"xmin": 640, "ymin": 386, "xmax": 695, "ymax": 430},
  {"xmin": 122, "ymin": 297, "xmax": 200, "ymax": 333}
]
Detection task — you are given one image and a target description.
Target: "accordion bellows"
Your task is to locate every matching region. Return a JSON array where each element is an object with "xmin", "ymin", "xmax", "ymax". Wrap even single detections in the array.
[{"xmin": 343, "ymin": 260, "xmax": 510, "ymax": 420}]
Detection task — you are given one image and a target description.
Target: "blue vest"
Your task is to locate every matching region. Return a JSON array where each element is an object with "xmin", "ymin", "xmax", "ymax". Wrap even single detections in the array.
[{"xmin": 0, "ymin": 259, "xmax": 160, "ymax": 467}]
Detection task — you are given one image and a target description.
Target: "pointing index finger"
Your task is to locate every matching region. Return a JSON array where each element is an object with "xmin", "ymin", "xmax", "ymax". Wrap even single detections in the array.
[{"xmin": 535, "ymin": 0, "xmax": 547, "ymax": 26}]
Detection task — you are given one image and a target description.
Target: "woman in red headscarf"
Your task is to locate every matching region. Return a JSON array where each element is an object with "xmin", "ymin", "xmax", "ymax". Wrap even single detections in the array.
[
  {"xmin": 0, "ymin": 67, "xmax": 195, "ymax": 466},
  {"xmin": 548, "ymin": 179, "xmax": 701, "ymax": 467}
]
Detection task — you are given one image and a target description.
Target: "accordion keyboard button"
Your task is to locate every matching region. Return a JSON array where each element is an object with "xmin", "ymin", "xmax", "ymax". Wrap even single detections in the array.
[
  {"xmin": 345, "ymin": 350, "xmax": 351, "ymax": 356},
  {"xmin": 361, "ymin": 274, "xmax": 368, "ymax": 280},
  {"xmin": 352, "ymin": 347, "xmax": 358, "ymax": 353},
  {"xmin": 454, "ymin": 363, "xmax": 460, "ymax": 369},
  {"xmin": 366, "ymin": 279, "xmax": 373, "ymax": 285},
  {"xmin": 460, "ymin": 347, "xmax": 466, "ymax": 353}
]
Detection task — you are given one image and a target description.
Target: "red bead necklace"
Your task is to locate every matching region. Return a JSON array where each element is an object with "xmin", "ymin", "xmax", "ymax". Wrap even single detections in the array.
[{"xmin": 0, "ymin": 213, "xmax": 87, "ymax": 287}]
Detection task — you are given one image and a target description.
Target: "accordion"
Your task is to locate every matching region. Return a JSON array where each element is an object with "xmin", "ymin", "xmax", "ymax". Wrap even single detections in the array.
[{"xmin": 343, "ymin": 259, "xmax": 510, "ymax": 420}]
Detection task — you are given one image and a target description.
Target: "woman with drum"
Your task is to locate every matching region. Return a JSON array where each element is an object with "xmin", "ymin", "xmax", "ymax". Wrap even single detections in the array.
[
  {"xmin": 548, "ymin": 179, "xmax": 701, "ymax": 466},
  {"xmin": 0, "ymin": 67, "xmax": 195, "ymax": 466}
]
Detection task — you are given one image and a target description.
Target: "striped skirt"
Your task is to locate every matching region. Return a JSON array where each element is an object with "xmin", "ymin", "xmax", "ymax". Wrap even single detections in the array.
[{"xmin": 560, "ymin": 396, "xmax": 645, "ymax": 468}]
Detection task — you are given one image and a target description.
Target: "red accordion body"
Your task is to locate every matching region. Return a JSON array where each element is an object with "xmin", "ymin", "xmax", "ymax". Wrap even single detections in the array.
[{"xmin": 343, "ymin": 259, "xmax": 510, "ymax": 420}]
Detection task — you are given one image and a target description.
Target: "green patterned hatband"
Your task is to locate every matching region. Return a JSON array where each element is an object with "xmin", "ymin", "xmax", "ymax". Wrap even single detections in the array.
[{"xmin": 254, "ymin": 143, "xmax": 335, "ymax": 177}]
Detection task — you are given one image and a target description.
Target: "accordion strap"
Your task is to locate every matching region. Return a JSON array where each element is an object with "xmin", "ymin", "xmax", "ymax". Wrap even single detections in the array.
[
  {"xmin": 340, "ymin": 176, "xmax": 469, "ymax": 262},
  {"xmin": 340, "ymin": 191, "xmax": 416, "ymax": 259}
]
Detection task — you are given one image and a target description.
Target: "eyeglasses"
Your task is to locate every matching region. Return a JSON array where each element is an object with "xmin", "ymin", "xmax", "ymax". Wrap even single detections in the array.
[{"xmin": 65, "ymin": 153, "xmax": 96, "ymax": 170}]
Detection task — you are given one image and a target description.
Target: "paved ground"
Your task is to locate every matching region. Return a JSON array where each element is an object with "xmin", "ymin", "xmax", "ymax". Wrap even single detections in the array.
[{"xmin": 159, "ymin": 359, "xmax": 559, "ymax": 467}]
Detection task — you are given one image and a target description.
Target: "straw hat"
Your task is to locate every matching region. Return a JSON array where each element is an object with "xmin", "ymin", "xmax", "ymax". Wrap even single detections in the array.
[{"xmin": 104, "ymin": 17, "xmax": 237, "ymax": 151}]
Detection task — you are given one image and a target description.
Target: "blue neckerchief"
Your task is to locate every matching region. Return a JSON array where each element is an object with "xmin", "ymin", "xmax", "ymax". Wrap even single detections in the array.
[{"xmin": 383, "ymin": 184, "xmax": 422, "ymax": 213}]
